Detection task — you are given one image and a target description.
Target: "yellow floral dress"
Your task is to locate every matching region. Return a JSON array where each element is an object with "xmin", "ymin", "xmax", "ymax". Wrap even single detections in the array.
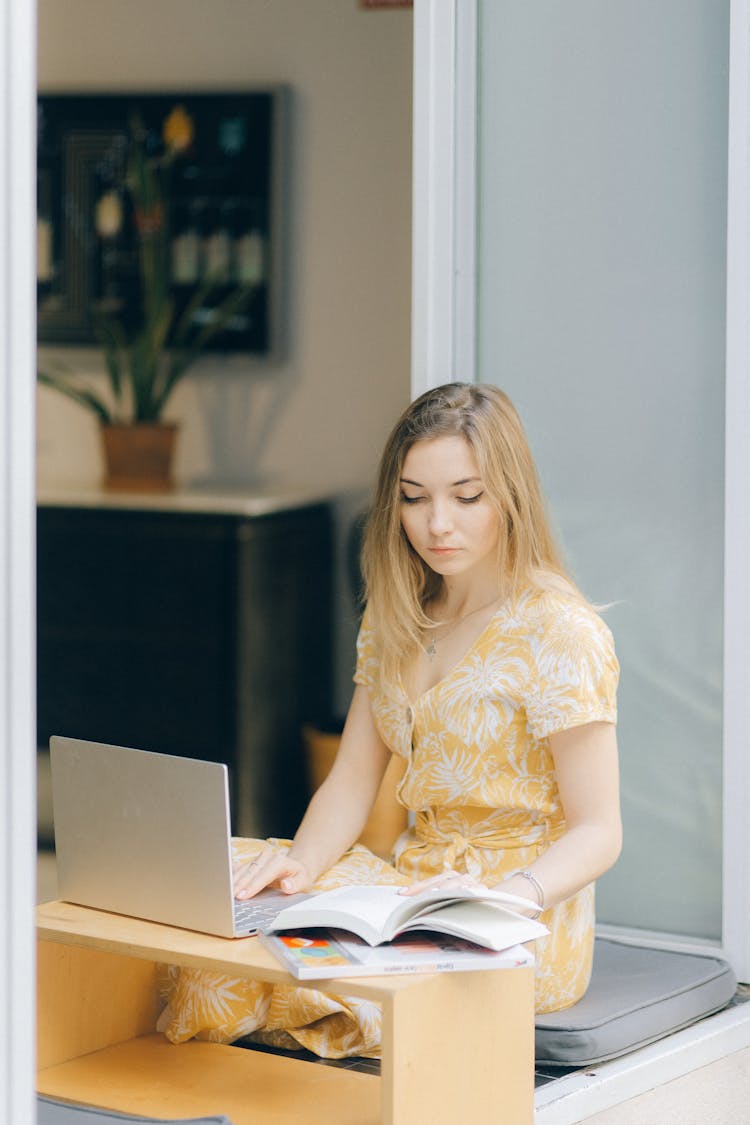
[{"xmin": 159, "ymin": 586, "xmax": 618, "ymax": 1055}]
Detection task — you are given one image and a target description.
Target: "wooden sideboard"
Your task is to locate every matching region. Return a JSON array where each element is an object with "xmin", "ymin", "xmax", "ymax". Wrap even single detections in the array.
[
  {"xmin": 37, "ymin": 486, "xmax": 333, "ymax": 838},
  {"xmin": 37, "ymin": 900, "xmax": 535, "ymax": 1125}
]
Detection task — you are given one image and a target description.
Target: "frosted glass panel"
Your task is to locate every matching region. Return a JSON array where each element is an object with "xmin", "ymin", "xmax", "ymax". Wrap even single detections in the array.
[{"xmin": 477, "ymin": 1, "xmax": 728, "ymax": 937}]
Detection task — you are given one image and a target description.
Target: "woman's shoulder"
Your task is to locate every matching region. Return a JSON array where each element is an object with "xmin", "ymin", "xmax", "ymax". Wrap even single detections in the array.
[
  {"xmin": 495, "ymin": 581, "xmax": 614, "ymax": 645},
  {"xmin": 353, "ymin": 604, "xmax": 384, "ymax": 690}
]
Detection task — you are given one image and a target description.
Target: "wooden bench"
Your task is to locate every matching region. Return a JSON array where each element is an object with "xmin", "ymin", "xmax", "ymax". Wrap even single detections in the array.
[{"xmin": 37, "ymin": 900, "xmax": 535, "ymax": 1125}]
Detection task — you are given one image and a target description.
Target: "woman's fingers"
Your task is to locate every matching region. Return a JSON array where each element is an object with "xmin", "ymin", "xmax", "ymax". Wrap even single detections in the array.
[
  {"xmin": 232, "ymin": 848, "xmax": 311, "ymax": 899},
  {"xmin": 278, "ymin": 867, "xmax": 311, "ymax": 894},
  {"xmin": 232, "ymin": 849, "xmax": 284, "ymax": 897}
]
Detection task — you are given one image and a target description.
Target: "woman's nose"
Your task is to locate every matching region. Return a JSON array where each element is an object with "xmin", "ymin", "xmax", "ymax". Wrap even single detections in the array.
[{"xmin": 428, "ymin": 500, "xmax": 453, "ymax": 535}]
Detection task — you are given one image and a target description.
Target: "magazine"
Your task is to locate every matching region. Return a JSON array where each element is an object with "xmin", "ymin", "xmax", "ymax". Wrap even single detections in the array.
[
  {"xmin": 261, "ymin": 884, "xmax": 548, "ymax": 951},
  {"xmin": 259, "ymin": 927, "xmax": 535, "ymax": 980}
]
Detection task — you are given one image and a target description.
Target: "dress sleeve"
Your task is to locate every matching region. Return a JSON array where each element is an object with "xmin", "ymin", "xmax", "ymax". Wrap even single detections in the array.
[
  {"xmin": 353, "ymin": 604, "xmax": 377, "ymax": 689},
  {"xmin": 524, "ymin": 597, "xmax": 619, "ymax": 740}
]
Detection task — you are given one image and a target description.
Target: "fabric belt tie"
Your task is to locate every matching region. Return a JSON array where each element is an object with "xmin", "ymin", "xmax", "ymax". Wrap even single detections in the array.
[{"xmin": 402, "ymin": 809, "xmax": 564, "ymax": 872}]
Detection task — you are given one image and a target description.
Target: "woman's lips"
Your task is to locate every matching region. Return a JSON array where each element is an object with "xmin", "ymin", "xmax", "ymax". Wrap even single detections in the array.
[{"xmin": 429, "ymin": 546, "xmax": 460, "ymax": 555}]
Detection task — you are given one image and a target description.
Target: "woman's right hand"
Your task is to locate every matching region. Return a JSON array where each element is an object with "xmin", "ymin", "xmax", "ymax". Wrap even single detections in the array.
[
  {"xmin": 233, "ymin": 846, "xmax": 314, "ymax": 900},
  {"xmin": 232, "ymin": 686, "xmax": 392, "ymax": 903}
]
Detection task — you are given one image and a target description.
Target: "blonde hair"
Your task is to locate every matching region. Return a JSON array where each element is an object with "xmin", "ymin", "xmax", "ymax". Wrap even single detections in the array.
[{"xmin": 361, "ymin": 382, "xmax": 582, "ymax": 682}]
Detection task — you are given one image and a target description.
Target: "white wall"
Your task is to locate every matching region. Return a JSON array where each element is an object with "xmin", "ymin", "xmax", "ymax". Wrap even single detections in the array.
[
  {"xmin": 37, "ymin": 0, "xmax": 413, "ymax": 713},
  {"xmin": 36, "ymin": 0, "xmax": 413, "ymax": 495}
]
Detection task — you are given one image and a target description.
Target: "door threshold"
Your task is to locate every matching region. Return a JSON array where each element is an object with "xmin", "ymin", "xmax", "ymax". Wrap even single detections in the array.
[{"xmin": 534, "ymin": 997, "xmax": 750, "ymax": 1123}]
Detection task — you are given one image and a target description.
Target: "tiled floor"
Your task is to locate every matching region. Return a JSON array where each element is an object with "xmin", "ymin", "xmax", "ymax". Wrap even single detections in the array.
[{"xmin": 580, "ymin": 1046, "xmax": 750, "ymax": 1124}]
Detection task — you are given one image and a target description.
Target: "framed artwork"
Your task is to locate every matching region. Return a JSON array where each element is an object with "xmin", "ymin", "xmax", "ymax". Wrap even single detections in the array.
[{"xmin": 37, "ymin": 90, "xmax": 286, "ymax": 354}]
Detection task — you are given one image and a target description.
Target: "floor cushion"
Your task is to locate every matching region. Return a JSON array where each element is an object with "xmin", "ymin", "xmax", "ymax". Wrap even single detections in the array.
[
  {"xmin": 534, "ymin": 937, "xmax": 738, "ymax": 1067},
  {"xmin": 37, "ymin": 1098, "xmax": 235, "ymax": 1125}
]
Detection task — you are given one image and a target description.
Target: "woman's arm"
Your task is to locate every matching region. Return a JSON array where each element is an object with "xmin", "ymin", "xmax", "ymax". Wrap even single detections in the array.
[
  {"xmin": 402, "ymin": 720, "xmax": 621, "ymax": 914},
  {"xmin": 234, "ymin": 684, "xmax": 393, "ymax": 898},
  {"xmin": 500, "ymin": 720, "xmax": 622, "ymax": 910}
]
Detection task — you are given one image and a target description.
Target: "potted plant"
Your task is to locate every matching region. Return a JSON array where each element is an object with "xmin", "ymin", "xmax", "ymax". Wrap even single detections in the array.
[{"xmin": 38, "ymin": 105, "xmax": 255, "ymax": 491}]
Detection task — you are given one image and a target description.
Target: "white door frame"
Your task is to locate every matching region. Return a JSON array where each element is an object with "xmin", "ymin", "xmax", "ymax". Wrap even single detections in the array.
[
  {"xmin": 411, "ymin": 0, "xmax": 477, "ymax": 394},
  {"xmin": 412, "ymin": 0, "xmax": 750, "ymax": 981},
  {"xmin": 722, "ymin": 0, "xmax": 750, "ymax": 982},
  {"xmin": 0, "ymin": 0, "xmax": 38, "ymax": 1117}
]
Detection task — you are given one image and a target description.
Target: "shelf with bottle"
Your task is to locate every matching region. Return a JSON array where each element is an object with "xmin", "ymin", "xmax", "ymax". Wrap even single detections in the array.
[
  {"xmin": 170, "ymin": 196, "xmax": 267, "ymax": 291},
  {"xmin": 36, "ymin": 89, "xmax": 284, "ymax": 355}
]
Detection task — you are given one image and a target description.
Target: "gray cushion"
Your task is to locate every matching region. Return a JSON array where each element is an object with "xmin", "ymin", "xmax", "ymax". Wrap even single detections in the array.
[
  {"xmin": 37, "ymin": 1098, "xmax": 235, "ymax": 1125},
  {"xmin": 535, "ymin": 937, "xmax": 737, "ymax": 1067}
]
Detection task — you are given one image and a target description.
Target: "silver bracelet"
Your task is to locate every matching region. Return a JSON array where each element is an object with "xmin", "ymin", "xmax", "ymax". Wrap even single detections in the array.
[{"xmin": 515, "ymin": 870, "xmax": 545, "ymax": 917}]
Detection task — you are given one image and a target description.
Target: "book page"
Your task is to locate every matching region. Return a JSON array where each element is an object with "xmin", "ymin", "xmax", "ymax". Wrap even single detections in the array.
[
  {"xmin": 267, "ymin": 883, "xmax": 540, "ymax": 945},
  {"xmin": 397, "ymin": 900, "xmax": 548, "ymax": 950},
  {"xmin": 267, "ymin": 885, "xmax": 411, "ymax": 944}
]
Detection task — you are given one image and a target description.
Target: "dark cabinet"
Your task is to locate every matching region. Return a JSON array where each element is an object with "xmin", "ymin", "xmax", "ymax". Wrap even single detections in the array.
[{"xmin": 37, "ymin": 499, "xmax": 333, "ymax": 838}]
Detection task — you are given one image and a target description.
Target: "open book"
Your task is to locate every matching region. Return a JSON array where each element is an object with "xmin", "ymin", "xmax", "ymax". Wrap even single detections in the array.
[{"xmin": 262, "ymin": 884, "xmax": 548, "ymax": 951}]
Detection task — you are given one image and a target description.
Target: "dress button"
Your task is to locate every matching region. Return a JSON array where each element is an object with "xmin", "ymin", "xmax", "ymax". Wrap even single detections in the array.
[{"xmin": 405, "ymin": 706, "xmax": 413, "ymax": 724}]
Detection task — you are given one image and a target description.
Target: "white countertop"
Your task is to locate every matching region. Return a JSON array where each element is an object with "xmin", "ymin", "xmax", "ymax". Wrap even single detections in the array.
[{"xmin": 36, "ymin": 482, "xmax": 334, "ymax": 517}]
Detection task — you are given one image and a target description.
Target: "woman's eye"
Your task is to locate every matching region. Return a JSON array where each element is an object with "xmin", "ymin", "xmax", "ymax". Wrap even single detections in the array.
[
  {"xmin": 400, "ymin": 494, "xmax": 423, "ymax": 505},
  {"xmin": 457, "ymin": 492, "xmax": 483, "ymax": 505}
]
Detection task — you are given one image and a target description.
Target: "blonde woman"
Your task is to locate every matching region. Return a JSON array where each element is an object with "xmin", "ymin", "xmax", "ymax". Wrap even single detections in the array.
[{"xmin": 160, "ymin": 383, "xmax": 621, "ymax": 1055}]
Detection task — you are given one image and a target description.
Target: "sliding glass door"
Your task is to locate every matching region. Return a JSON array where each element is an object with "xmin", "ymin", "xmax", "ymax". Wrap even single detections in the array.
[{"xmin": 475, "ymin": 1, "xmax": 729, "ymax": 938}]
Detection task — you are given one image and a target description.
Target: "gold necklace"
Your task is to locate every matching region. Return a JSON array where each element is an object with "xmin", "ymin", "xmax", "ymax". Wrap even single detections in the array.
[{"xmin": 423, "ymin": 595, "xmax": 500, "ymax": 662}]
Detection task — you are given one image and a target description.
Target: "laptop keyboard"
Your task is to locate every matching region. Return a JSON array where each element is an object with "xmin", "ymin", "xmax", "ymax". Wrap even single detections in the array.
[{"xmin": 232, "ymin": 890, "xmax": 309, "ymax": 935}]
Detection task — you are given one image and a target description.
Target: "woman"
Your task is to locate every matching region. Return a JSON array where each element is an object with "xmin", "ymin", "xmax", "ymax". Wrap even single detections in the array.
[{"xmin": 159, "ymin": 383, "xmax": 621, "ymax": 1054}]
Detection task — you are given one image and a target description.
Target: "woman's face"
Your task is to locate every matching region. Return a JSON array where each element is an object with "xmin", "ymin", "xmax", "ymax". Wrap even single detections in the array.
[{"xmin": 399, "ymin": 435, "xmax": 502, "ymax": 585}]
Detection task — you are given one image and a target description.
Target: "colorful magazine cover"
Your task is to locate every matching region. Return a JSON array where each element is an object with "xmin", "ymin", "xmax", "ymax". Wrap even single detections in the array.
[{"xmin": 260, "ymin": 927, "xmax": 534, "ymax": 979}]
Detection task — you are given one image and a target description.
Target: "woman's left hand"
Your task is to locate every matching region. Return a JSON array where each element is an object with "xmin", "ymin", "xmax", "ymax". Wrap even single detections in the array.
[{"xmin": 398, "ymin": 869, "xmax": 489, "ymax": 896}]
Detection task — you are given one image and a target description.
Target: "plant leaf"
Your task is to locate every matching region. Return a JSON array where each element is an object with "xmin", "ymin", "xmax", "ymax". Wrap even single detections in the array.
[
  {"xmin": 171, "ymin": 280, "xmax": 220, "ymax": 347},
  {"xmin": 125, "ymin": 297, "xmax": 175, "ymax": 422},
  {"xmin": 91, "ymin": 309, "xmax": 127, "ymax": 403},
  {"xmin": 37, "ymin": 371, "xmax": 112, "ymax": 424},
  {"xmin": 155, "ymin": 285, "xmax": 255, "ymax": 415}
]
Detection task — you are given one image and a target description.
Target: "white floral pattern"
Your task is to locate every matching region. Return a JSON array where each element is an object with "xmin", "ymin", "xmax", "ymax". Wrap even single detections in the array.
[
  {"xmin": 160, "ymin": 586, "xmax": 617, "ymax": 1055},
  {"xmin": 357, "ymin": 586, "xmax": 618, "ymax": 1015}
]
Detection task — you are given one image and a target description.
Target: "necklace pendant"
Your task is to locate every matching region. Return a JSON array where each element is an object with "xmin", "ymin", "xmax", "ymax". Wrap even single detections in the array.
[{"xmin": 425, "ymin": 639, "xmax": 437, "ymax": 662}]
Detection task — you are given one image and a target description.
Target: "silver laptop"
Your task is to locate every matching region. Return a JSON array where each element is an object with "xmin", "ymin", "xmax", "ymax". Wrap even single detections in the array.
[{"xmin": 50, "ymin": 735, "xmax": 305, "ymax": 938}]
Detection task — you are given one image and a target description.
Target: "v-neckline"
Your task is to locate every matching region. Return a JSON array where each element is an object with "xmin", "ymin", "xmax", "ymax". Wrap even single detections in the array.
[{"xmin": 401, "ymin": 604, "xmax": 505, "ymax": 707}]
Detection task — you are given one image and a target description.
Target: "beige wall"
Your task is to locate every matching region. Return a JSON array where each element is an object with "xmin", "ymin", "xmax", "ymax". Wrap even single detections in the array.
[{"xmin": 36, "ymin": 0, "xmax": 413, "ymax": 492}]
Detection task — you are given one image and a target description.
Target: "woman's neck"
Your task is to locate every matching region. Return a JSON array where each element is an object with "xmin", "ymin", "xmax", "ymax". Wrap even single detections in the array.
[{"xmin": 429, "ymin": 578, "xmax": 504, "ymax": 622}]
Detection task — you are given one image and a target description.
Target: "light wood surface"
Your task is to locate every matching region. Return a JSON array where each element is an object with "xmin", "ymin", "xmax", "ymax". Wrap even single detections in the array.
[
  {"xmin": 381, "ymin": 961, "xmax": 534, "ymax": 1124},
  {"xmin": 37, "ymin": 942, "xmax": 159, "ymax": 1070},
  {"xmin": 38, "ymin": 1034, "xmax": 380, "ymax": 1125},
  {"xmin": 37, "ymin": 899, "xmax": 435, "ymax": 1001},
  {"xmin": 37, "ymin": 900, "xmax": 535, "ymax": 1125}
]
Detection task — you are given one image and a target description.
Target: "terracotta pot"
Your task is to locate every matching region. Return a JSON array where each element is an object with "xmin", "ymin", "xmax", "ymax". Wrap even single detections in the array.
[
  {"xmin": 302, "ymin": 723, "xmax": 408, "ymax": 859},
  {"xmin": 100, "ymin": 423, "xmax": 178, "ymax": 492}
]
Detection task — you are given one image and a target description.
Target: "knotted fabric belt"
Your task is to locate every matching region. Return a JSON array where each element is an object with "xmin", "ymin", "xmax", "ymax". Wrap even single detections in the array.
[{"xmin": 394, "ymin": 807, "xmax": 565, "ymax": 874}]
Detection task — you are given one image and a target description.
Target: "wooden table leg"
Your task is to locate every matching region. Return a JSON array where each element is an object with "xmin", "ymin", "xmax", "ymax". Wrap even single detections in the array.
[{"xmin": 380, "ymin": 966, "xmax": 535, "ymax": 1125}]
